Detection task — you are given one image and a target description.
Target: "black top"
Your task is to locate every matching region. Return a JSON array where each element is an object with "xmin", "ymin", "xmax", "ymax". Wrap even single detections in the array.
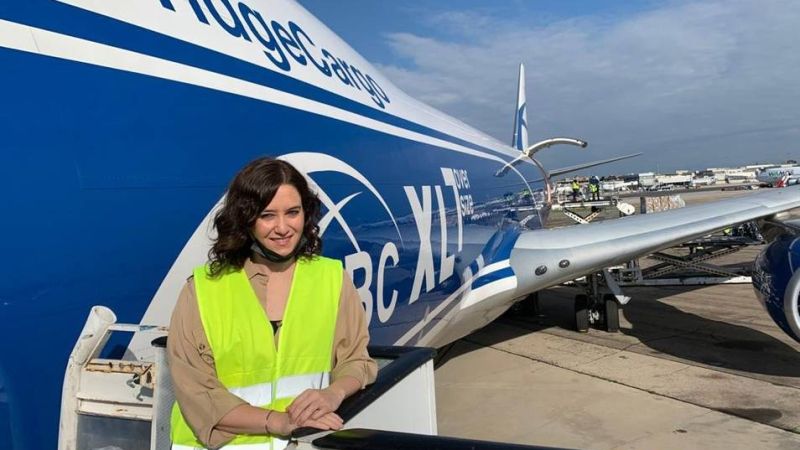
[{"xmin": 270, "ymin": 320, "xmax": 282, "ymax": 335}]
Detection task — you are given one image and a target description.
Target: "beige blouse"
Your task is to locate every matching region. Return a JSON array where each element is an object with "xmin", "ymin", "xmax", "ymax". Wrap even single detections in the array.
[{"xmin": 167, "ymin": 257, "xmax": 377, "ymax": 448}]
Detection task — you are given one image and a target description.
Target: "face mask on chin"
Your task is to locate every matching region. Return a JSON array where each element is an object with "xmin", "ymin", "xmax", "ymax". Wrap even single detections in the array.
[{"xmin": 250, "ymin": 234, "xmax": 308, "ymax": 264}]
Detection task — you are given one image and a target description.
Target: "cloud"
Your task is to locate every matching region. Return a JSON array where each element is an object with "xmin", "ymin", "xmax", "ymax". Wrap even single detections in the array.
[{"xmin": 375, "ymin": 0, "xmax": 800, "ymax": 172}]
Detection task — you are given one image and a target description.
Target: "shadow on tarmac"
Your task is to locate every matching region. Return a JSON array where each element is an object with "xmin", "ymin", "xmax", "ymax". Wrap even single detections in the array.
[
  {"xmin": 437, "ymin": 284, "xmax": 800, "ymax": 379},
  {"xmin": 618, "ymin": 287, "xmax": 800, "ymax": 378}
]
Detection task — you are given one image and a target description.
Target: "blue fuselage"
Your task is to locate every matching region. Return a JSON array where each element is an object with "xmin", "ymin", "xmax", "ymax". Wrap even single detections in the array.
[{"xmin": 0, "ymin": 2, "xmax": 547, "ymax": 448}]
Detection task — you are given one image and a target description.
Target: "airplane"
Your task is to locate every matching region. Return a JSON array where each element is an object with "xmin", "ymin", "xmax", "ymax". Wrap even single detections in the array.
[
  {"xmin": 2, "ymin": 1, "xmax": 800, "ymax": 449},
  {"xmin": 757, "ymin": 166, "xmax": 800, "ymax": 187}
]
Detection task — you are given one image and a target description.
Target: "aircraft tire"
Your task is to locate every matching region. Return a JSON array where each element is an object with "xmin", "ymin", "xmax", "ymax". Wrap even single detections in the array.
[
  {"xmin": 575, "ymin": 294, "xmax": 589, "ymax": 332},
  {"xmin": 603, "ymin": 294, "xmax": 620, "ymax": 332}
]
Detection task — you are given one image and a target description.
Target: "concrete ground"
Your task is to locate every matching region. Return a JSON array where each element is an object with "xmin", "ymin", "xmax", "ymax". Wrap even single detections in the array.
[{"xmin": 433, "ymin": 188, "xmax": 800, "ymax": 449}]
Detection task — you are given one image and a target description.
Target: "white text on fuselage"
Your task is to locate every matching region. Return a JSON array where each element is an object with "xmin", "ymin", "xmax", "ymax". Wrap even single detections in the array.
[
  {"xmin": 157, "ymin": 0, "xmax": 390, "ymax": 108},
  {"xmin": 344, "ymin": 168, "xmax": 473, "ymax": 325}
]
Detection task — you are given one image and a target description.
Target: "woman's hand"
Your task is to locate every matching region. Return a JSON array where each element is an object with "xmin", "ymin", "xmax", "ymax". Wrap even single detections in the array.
[
  {"xmin": 297, "ymin": 411, "xmax": 344, "ymax": 431},
  {"xmin": 268, "ymin": 409, "xmax": 343, "ymax": 436},
  {"xmin": 286, "ymin": 387, "xmax": 345, "ymax": 425}
]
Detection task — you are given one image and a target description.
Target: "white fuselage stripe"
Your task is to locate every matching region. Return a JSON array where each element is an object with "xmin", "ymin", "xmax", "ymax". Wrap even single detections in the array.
[
  {"xmin": 394, "ymin": 259, "xmax": 512, "ymax": 345},
  {"xmin": 476, "ymin": 260, "xmax": 511, "ymax": 278},
  {"xmin": 461, "ymin": 277, "xmax": 518, "ymax": 310},
  {"xmin": 0, "ymin": 19, "xmax": 518, "ymax": 165},
  {"xmin": 418, "ymin": 276, "xmax": 519, "ymax": 346}
]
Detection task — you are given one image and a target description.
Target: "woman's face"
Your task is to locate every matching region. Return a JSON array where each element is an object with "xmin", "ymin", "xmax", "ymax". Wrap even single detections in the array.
[{"xmin": 252, "ymin": 184, "xmax": 305, "ymax": 257}]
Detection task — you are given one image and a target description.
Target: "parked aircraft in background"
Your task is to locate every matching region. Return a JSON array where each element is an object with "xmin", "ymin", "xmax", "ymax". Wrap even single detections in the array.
[
  {"xmin": 757, "ymin": 166, "xmax": 800, "ymax": 187},
  {"xmin": 2, "ymin": 1, "xmax": 800, "ymax": 449}
]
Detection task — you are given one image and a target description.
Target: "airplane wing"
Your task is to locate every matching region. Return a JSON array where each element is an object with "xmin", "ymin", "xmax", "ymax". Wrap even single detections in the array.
[
  {"xmin": 511, "ymin": 186, "xmax": 800, "ymax": 295},
  {"xmin": 614, "ymin": 183, "xmax": 760, "ymax": 198},
  {"xmin": 546, "ymin": 152, "xmax": 642, "ymax": 178},
  {"xmin": 499, "ymin": 153, "xmax": 642, "ymax": 186}
]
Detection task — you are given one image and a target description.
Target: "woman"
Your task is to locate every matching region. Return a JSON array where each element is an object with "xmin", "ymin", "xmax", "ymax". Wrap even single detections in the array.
[{"xmin": 168, "ymin": 157, "xmax": 377, "ymax": 449}]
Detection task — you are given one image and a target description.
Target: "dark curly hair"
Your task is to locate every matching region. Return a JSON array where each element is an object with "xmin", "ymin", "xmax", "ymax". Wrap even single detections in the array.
[{"xmin": 207, "ymin": 157, "xmax": 322, "ymax": 277}]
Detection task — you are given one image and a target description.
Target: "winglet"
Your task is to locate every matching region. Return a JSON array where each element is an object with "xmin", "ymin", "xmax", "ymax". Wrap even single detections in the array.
[{"xmin": 511, "ymin": 63, "xmax": 528, "ymax": 151}]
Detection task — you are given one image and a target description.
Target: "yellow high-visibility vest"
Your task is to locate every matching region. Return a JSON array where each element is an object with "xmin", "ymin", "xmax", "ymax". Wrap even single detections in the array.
[{"xmin": 170, "ymin": 256, "xmax": 342, "ymax": 450}]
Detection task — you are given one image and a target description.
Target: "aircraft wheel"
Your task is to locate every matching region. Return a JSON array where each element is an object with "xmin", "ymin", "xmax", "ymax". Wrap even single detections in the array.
[
  {"xmin": 575, "ymin": 294, "xmax": 589, "ymax": 332},
  {"xmin": 603, "ymin": 294, "xmax": 620, "ymax": 332}
]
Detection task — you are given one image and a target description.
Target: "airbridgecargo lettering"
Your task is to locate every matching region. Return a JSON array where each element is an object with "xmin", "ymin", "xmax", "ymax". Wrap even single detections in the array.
[
  {"xmin": 340, "ymin": 167, "xmax": 471, "ymax": 325},
  {"xmin": 157, "ymin": 0, "xmax": 390, "ymax": 108}
]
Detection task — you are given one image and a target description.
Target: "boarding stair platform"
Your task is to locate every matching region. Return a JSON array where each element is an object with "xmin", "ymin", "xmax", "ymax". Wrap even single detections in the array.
[
  {"xmin": 554, "ymin": 199, "xmax": 615, "ymax": 209},
  {"xmin": 553, "ymin": 197, "xmax": 636, "ymax": 225},
  {"xmin": 59, "ymin": 307, "xmax": 569, "ymax": 450},
  {"xmin": 613, "ymin": 227, "xmax": 763, "ymax": 286}
]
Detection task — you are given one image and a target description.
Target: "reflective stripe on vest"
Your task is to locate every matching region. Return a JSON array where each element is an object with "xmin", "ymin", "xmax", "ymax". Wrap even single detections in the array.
[
  {"xmin": 276, "ymin": 372, "xmax": 329, "ymax": 399},
  {"xmin": 170, "ymin": 256, "xmax": 342, "ymax": 450},
  {"xmin": 172, "ymin": 438, "xmax": 289, "ymax": 450},
  {"xmin": 229, "ymin": 382, "xmax": 272, "ymax": 407},
  {"xmin": 228, "ymin": 372, "xmax": 329, "ymax": 405}
]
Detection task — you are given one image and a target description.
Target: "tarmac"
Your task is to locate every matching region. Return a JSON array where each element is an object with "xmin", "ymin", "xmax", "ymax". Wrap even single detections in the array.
[{"xmin": 433, "ymin": 188, "xmax": 800, "ymax": 449}]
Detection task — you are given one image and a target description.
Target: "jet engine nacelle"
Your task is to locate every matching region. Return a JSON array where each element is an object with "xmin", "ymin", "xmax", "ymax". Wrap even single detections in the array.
[{"xmin": 752, "ymin": 234, "xmax": 800, "ymax": 343}]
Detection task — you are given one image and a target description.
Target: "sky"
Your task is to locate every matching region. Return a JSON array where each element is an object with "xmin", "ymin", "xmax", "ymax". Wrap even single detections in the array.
[{"xmin": 299, "ymin": 0, "xmax": 800, "ymax": 175}]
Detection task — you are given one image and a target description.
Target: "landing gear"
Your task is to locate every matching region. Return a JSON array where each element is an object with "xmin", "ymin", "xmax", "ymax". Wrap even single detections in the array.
[
  {"xmin": 518, "ymin": 292, "xmax": 541, "ymax": 316},
  {"xmin": 603, "ymin": 294, "xmax": 619, "ymax": 332},
  {"xmin": 574, "ymin": 294, "xmax": 589, "ymax": 332},
  {"xmin": 572, "ymin": 271, "xmax": 628, "ymax": 333}
]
